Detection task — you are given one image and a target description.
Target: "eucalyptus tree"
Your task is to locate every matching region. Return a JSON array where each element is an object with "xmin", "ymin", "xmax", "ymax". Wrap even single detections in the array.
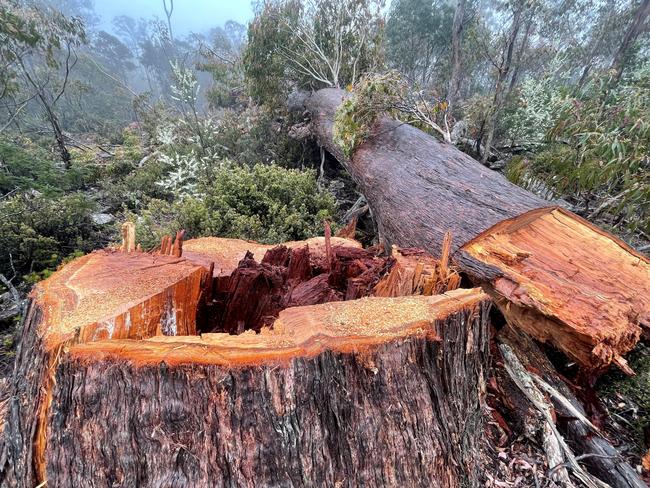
[
  {"xmin": 243, "ymin": 0, "xmax": 385, "ymax": 107},
  {"xmin": 0, "ymin": 0, "xmax": 86, "ymax": 165}
]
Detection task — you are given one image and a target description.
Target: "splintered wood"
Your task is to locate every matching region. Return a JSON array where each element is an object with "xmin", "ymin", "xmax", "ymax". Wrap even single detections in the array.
[
  {"xmin": 2, "ymin": 234, "xmax": 466, "ymax": 488},
  {"xmin": 69, "ymin": 288, "xmax": 487, "ymax": 366},
  {"xmin": 374, "ymin": 233, "xmax": 461, "ymax": 297},
  {"xmin": 460, "ymin": 207, "xmax": 650, "ymax": 372},
  {"xmin": 2, "ymin": 229, "xmax": 490, "ymax": 488}
]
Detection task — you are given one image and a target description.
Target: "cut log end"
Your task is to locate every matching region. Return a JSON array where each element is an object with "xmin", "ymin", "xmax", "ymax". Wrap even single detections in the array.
[{"xmin": 459, "ymin": 206, "xmax": 650, "ymax": 372}]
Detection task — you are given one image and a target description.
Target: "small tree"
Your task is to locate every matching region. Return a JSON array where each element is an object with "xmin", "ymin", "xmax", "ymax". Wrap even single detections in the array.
[
  {"xmin": 0, "ymin": 1, "xmax": 86, "ymax": 166},
  {"xmin": 243, "ymin": 0, "xmax": 385, "ymax": 106}
]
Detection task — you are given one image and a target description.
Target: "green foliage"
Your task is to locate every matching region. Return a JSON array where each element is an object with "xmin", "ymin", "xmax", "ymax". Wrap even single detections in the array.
[
  {"xmin": 98, "ymin": 154, "xmax": 171, "ymax": 213},
  {"xmin": 498, "ymin": 58, "xmax": 571, "ymax": 145},
  {"xmin": 334, "ymin": 71, "xmax": 450, "ymax": 157},
  {"xmin": 0, "ymin": 138, "xmax": 97, "ymax": 196},
  {"xmin": 0, "ymin": 193, "xmax": 103, "ymax": 282},
  {"xmin": 243, "ymin": 0, "xmax": 385, "ymax": 107},
  {"xmin": 0, "ymin": 0, "xmax": 86, "ymax": 98},
  {"xmin": 507, "ymin": 68, "xmax": 650, "ymax": 232},
  {"xmin": 243, "ymin": 0, "xmax": 302, "ymax": 107},
  {"xmin": 598, "ymin": 344, "xmax": 650, "ymax": 456},
  {"xmin": 137, "ymin": 163, "xmax": 337, "ymax": 248},
  {"xmin": 197, "ymin": 21, "xmax": 246, "ymax": 109},
  {"xmin": 213, "ymin": 105, "xmax": 310, "ymax": 167}
]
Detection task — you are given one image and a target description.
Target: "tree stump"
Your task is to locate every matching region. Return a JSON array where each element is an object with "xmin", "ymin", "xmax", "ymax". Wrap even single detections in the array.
[{"xmin": 0, "ymin": 237, "xmax": 488, "ymax": 487}]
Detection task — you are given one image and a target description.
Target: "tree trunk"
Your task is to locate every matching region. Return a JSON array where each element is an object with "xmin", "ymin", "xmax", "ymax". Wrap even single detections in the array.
[
  {"xmin": 611, "ymin": 0, "xmax": 650, "ymax": 80},
  {"xmin": 480, "ymin": 6, "xmax": 523, "ymax": 165},
  {"xmin": 447, "ymin": 0, "xmax": 466, "ymax": 112},
  {"xmin": 305, "ymin": 88, "xmax": 650, "ymax": 373},
  {"xmin": 42, "ymin": 99, "xmax": 71, "ymax": 167},
  {"xmin": 0, "ymin": 236, "xmax": 486, "ymax": 487},
  {"xmin": 506, "ymin": 13, "xmax": 534, "ymax": 98}
]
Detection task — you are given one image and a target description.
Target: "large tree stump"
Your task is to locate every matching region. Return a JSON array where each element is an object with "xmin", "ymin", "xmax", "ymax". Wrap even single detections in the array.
[
  {"xmin": 0, "ymin": 236, "xmax": 486, "ymax": 487},
  {"xmin": 305, "ymin": 88, "xmax": 650, "ymax": 372}
]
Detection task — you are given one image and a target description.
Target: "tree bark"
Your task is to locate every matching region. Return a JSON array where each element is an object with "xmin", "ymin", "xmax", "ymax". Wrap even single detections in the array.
[
  {"xmin": 611, "ymin": 0, "xmax": 650, "ymax": 80},
  {"xmin": 0, "ymin": 236, "xmax": 481, "ymax": 487},
  {"xmin": 305, "ymin": 88, "xmax": 650, "ymax": 373},
  {"xmin": 46, "ymin": 288, "xmax": 489, "ymax": 487},
  {"xmin": 447, "ymin": 0, "xmax": 466, "ymax": 112}
]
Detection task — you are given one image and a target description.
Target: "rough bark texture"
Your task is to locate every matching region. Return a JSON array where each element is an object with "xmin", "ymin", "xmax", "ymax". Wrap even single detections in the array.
[
  {"xmin": 0, "ymin": 251, "xmax": 206, "ymax": 487},
  {"xmin": 46, "ymin": 289, "xmax": 490, "ymax": 488},
  {"xmin": 0, "ymin": 236, "xmax": 469, "ymax": 487},
  {"xmin": 305, "ymin": 88, "xmax": 650, "ymax": 371},
  {"xmin": 306, "ymin": 88, "xmax": 547, "ymax": 254},
  {"xmin": 0, "ymin": 302, "xmax": 47, "ymax": 487}
]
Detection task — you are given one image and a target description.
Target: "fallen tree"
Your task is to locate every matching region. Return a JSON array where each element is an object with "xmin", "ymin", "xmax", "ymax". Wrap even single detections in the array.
[
  {"xmin": 305, "ymin": 88, "xmax": 650, "ymax": 374},
  {"xmin": 0, "ymin": 235, "xmax": 483, "ymax": 487}
]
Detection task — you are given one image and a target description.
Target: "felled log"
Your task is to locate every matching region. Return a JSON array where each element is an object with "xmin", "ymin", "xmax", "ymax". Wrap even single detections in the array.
[
  {"xmin": 305, "ymin": 88, "xmax": 650, "ymax": 372},
  {"xmin": 0, "ymin": 236, "xmax": 476, "ymax": 487}
]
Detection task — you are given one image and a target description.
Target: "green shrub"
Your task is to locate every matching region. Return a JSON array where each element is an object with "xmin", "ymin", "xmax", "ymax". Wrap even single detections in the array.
[
  {"xmin": 508, "ymin": 69, "xmax": 650, "ymax": 232},
  {"xmin": 0, "ymin": 138, "xmax": 97, "ymax": 195},
  {"xmin": 136, "ymin": 162, "xmax": 337, "ymax": 248},
  {"xmin": 333, "ymin": 72, "xmax": 450, "ymax": 157},
  {"xmin": 0, "ymin": 193, "xmax": 104, "ymax": 282}
]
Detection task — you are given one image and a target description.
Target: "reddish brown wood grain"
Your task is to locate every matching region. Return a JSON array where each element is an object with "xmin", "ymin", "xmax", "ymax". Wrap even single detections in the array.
[
  {"xmin": 459, "ymin": 207, "xmax": 650, "ymax": 371},
  {"xmin": 1, "ymin": 236, "xmax": 462, "ymax": 487}
]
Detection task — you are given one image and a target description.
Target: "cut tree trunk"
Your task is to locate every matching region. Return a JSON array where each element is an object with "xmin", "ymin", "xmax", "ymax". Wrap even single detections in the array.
[
  {"xmin": 0, "ymin": 236, "xmax": 481, "ymax": 487},
  {"xmin": 305, "ymin": 88, "xmax": 650, "ymax": 373}
]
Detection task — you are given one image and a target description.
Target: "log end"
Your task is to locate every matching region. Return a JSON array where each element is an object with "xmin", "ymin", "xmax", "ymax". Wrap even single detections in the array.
[{"xmin": 460, "ymin": 206, "xmax": 650, "ymax": 371}]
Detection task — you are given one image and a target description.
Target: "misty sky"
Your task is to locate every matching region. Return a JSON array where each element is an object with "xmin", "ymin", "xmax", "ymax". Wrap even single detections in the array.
[{"xmin": 94, "ymin": 0, "xmax": 254, "ymax": 36}]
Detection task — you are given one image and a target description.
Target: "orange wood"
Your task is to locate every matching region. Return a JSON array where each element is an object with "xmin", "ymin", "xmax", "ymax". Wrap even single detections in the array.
[{"xmin": 462, "ymin": 207, "xmax": 650, "ymax": 371}]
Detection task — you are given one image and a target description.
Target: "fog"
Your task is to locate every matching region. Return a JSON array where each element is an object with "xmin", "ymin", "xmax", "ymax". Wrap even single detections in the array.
[{"xmin": 94, "ymin": 0, "xmax": 253, "ymax": 36}]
